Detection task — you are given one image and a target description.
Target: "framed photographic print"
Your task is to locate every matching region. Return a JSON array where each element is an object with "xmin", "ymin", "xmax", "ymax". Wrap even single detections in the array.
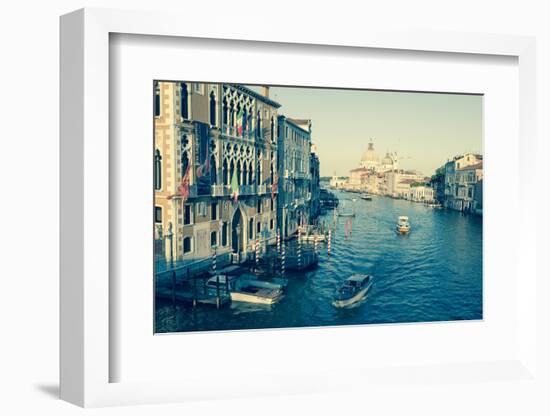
[{"xmin": 60, "ymin": 7, "xmax": 539, "ymax": 408}]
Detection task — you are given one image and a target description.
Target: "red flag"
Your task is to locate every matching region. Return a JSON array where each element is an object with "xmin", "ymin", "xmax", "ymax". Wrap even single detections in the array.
[{"xmin": 168, "ymin": 165, "xmax": 191, "ymax": 201}]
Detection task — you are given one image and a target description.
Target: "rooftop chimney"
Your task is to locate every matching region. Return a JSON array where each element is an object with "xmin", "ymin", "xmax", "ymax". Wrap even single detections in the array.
[{"xmin": 261, "ymin": 86, "xmax": 270, "ymax": 98}]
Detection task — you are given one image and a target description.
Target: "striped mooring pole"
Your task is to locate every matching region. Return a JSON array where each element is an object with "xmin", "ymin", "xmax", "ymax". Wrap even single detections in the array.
[
  {"xmin": 328, "ymin": 229, "xmax": 332, "ymax": 256},
  {"xmin": 314, "ymin": 233, "xmax": 318, "ymax": 255},
  {"xmin": 212, "ymin": 246, "xmax": 220, "ymax": 309},
  {"xmin": 255, "ymin": 238, "xmax": 260, "ymax": 267},
  {"xmin": 281, "ymin": 234, "xmax": 286, "ymax": 275},
  {"xmin": 276, "ymin": 228, "xmax": 281, "ymax": 255},
  {"xmin": 297, "ymin": 226, "xmax": 302, "ymax": 269}
]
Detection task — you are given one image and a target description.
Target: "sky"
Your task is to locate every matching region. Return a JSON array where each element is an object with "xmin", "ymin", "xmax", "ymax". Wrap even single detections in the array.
[{"xmin": 250, "ymin": 85, "xmax": 483, "ymax": 177}]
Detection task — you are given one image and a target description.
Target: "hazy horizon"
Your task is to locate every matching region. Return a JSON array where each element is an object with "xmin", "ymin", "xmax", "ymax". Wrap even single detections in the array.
[{"xmin": 248, "ymin": 85, "xmax": 483, "ymax": 177}]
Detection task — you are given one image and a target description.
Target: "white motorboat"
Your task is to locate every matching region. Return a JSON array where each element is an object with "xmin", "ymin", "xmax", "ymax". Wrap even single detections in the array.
[
  {"xmin": 332, "ymin": 274, "xmax": 373, "ymax": 308},
  {"xmin": 396, "ymin": 216, "xmax": 411, "ymax": 234},
  {"xmin": 205, "ymin": 274, "xmax": 284, "ymax": 305}
]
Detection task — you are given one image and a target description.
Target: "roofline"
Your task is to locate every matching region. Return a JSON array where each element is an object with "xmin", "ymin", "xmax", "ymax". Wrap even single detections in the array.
[{"xmin": 232, "ymin": 84, "xmax": 282, "ymax": 108}]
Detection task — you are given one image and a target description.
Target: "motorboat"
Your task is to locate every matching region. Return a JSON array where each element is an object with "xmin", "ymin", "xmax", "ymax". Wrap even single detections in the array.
[
  {"xmin": 360, "ymin": 193, "xmax": 372, "ymax": 201},
  {"xmin": 332, "ymin": 274, "xmax": 373, "ymax": 308},
  {"xmin": 205, "ymin": 274, "xmax": 284, "ymax": 305},
  {"xmin": 396, "ymin": 216, "xmax": 411, "ymax": 234}
]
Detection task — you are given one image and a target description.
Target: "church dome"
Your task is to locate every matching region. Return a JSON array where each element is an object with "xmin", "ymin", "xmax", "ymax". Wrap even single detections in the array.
[
  {"xmin": 361, "ymin": 140, "xmax": 379, "ymax": 164},
  {"xmin": 382, "ymin": 153, "xmax": 393, "ymax": 165}
]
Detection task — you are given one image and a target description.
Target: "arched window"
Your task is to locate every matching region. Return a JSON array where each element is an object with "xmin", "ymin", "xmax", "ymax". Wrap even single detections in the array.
[
  {"xmin": 248, "ymin": 161, "xmax": 253, "ymax": 185},
  {"xmin": 210, "ymin": 231, "xmax": 217, "ymax": 248},
  {"xmin": 180, "ymin": 83, "xmax": 189, "ymax": 119},
  {"xmin": 222, "ymin": 222, "xmax": 228, "ymax": 246},
  {"xmin": 223, "ymin": 98, "xmax": 228, "ymax": 125},
  {"xmin": 242, "ymin": 162, "xmax": 248, "ymax": 185},
  {"xmin": 181, "ymin": 150, "xmax": 189, "ymax": 177},
  {"xmin": 229, "ymin": 160, "xmax": 235, "ymax": 184},
  {"xmin": 256, "ymin": 111, "xmax": 261, "ymax": 138},
  {"xmin": 270, "ymin": 117, "xmax": 274, "ymax": 141},
  {"xmin": 210, "ymin": 155, "xmax": 217, "ymax": 184},
  {"xmin": 223, "ymin": 159, "xmax": 228, "ymax": 185},
  {"xmin": 243, "ymin": 109, "xmax": 248, "ymax": 132},
  {"xmin": 154, "ymin": 81, "xmax": 160, "ymax": 117},
  {"xmin": 236, "ymin": 161, "xmax": 242, "ymax": 186},
  {"xmin": 209, "ymin": 92, "xmax": 216, "ymax": 125},
  {"xmin": 154, "ymin": 149, "xmax": 162, "ymax": 190}
]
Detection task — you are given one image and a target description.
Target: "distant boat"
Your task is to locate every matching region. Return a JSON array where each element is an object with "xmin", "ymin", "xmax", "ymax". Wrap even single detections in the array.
[
  {"xmin": 396, "ymin": 216, "xmax": 411, "ymax": 234},
  {"xmin": 332, "ymin": 274, "xmax": 373, "ymax": 308},
  {"xmin": 360, "ymin": 193, "xmax": 372, "ymax": 201}
]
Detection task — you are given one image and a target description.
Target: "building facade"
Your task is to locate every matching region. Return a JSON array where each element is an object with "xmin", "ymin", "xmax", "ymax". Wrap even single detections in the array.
[
  {"xmin": 309, "ymin": 145, "xmax": 321, "ymax": 221},
  {"xmin": 154, "ymin": 81, "xmax": 281, "ymax": 266},
  {"xmin": 444, "ymin": 153, "xmax": 483, "ymax": 212},
  {"xmin": 277, "ymin": 116, "xmax": 312, "ymax": 239}
]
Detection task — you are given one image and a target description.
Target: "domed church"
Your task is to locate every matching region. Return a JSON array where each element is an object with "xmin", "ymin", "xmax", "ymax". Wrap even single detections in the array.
[
  {"xmin": 360, "ymin": 139, "xmax": 396, "ymax": 173},
  {"xmin": 360, "ymin": 139, "xmax": 380, "ymax": 170}
]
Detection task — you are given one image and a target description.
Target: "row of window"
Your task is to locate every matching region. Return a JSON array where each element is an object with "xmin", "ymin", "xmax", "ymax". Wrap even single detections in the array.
[{"xmin": 155, "ymin": 199, "xmax": 274, "ymax": 228}]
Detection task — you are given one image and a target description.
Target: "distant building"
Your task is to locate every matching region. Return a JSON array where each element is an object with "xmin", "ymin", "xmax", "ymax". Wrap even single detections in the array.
[
  {"xmin": 444, "ymin": 153, "xmax": 483, "ymax": 212},
  {"xmin": 309, "ymin": 147, "xmax": 321, "ymax": 220},
  {"xmin": 330, "ymin": 174, "xmax": 347, "ymax": 188},
  {"xmin": 277, "ymin": 116, "xmax": 312, "ymax": 239}
]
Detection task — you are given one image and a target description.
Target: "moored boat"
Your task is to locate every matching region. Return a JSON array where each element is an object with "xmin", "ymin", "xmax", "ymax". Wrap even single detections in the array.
[
  {"xmin": 205, "ymin": 274, "xmax": 284, "ymax": 305},
  {"xmin": 332, "ymin": 274, "xmax": 373, "ymax": 308},
  {"xmin": 360, "ymin": 193, "xmax": 372, "ymax": 201}
]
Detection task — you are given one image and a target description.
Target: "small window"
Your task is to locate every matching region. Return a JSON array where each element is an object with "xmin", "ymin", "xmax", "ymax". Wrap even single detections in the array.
[
  {"xmin": 257, "ymin": 222, "xmax": 261, "ymax": 234},
  {"xmin": 211, "ymin": 202, "xmax": 218, "ymax": 220},
  {"xmin": 270, "ymin": 218, "xmax": 274, "ymax": 230},
  {"xmin": 270, "ymin": 198, "xmax": 274, "ymax": 211},
  {"xmin": 183, "ymin": 237, "xmax": 192, "ymax": 254},
  {"xmin": 210, "ymin": 231, "xmax": 217, "ymax": 247},
  {"xmin": 249, "ymin": 218, "xmax": 254, "ymax": 239},
  {"xmin": 184, "ymin": 204, "xmax": 192, "ymax": 225},
  {"xmin": 257, "ymin": 199, "xmax": 262, "ymax": 213},
  {"xmin": 154, "ymin": 82, "xmax": 161, "ymax": 117},
  {"xmin": 154, "ymin": 206, "xmax": 162, "ymax": 223},
  {"xmin": 154, "ymin": 149, "xmax": 162, "ymax": 190},
  {"xmin": 197, "ymin": 202, "xmax": 207, "ymax": 217},
  {"xmin": 222, "ymin": 222, "xmax": 228, "ymax": 246}
]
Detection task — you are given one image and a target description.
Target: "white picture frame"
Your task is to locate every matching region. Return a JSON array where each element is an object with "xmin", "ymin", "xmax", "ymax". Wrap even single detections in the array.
[{"xmin": 60, "ymin": 7, "xmax": 538, "ymax": 408}]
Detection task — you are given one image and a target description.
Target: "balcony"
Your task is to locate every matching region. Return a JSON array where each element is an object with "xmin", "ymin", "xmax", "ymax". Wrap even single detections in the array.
[
  {"xmin": 221, "ymin": 124, "xmax": 255, "ymax": 141},
  {"xmin": 239, "ymin": 185, "xmax": 256, "ymax": 195},
  {"xmin": 211, "ymin": 184, "xmax": 230, "ymax": 197},
  {"xmin": 257, "ymin": 184, "xmax": 267, "ymax": 195}
]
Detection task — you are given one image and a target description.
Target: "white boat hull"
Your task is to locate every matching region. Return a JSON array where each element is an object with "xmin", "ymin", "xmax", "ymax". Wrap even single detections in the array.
[
  {"xmin": 332, "ymin": 283, "xmax": 371, "ymax": 308},
  {"xmin": 231, "ymin": 290, "xmax": 283, "ymax": 305}
]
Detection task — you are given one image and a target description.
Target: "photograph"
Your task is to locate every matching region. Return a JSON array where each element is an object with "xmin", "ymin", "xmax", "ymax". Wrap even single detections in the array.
[{"xmin": 153, "ymin": 81, "xmax": 483, "ymax": 333}]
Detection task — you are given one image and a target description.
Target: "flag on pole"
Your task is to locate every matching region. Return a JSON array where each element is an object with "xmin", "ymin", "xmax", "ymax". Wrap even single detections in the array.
[
  {"xmin": 168, "ymin": 164, "xmax": 191, "ymax": 202},
  {"xmin": 230, "ymin": 167, "xmax": 239, "ymax": 204},
  {"xmin": 236, "ymin": 108, "xmax": 244, "ymax": 135}
]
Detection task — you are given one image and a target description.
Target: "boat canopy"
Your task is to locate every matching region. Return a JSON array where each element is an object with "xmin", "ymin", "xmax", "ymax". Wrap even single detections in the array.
[
  {"xmin": 398, "ymin": 216, "xmax": 409, "ymax": 221},
  {"xmin": 346, "ymin": 274, "xmax": 370, "ymax": 283}
]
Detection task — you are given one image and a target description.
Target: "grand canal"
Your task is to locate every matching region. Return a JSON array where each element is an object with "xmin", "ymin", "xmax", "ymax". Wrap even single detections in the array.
[{"xmin": 155, "ymin": 190, "xmax": 483, "ymax": 333}]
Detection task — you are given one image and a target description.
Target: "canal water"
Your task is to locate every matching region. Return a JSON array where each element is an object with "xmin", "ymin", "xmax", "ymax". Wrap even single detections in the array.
[{"xmin": 155, "ymin": 190, "xmax": 483, "ymax": 333}]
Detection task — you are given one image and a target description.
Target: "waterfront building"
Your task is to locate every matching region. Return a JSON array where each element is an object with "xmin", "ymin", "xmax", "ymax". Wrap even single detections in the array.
[
  {"xmin": 444, "ymin": 153, "xmax": 483, "ymax": 212},
  {"xmin": 385, "ymin": 170, "xmax": 425, "ymax": 198},
  {"xmin": 154, "ymin": 81, "xmax": 281, "ymax": 266},
  {"xmin": 309, "ymin": 145, "xmax": 321, "ymax": 220},
  {"xmin": 409, "ymin": 184, "xmax": 435, "ymax": 202},
  {"xmin": 348, "ymin": 167, "xmax": 370, "ymax": 191},
  {"xmin": 277, "ymin": 116, "xmax": 312, "ymax": 239},
  {"xmin": 329, "ymin": 174, "xmax": 347, "ymax": 188}
]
